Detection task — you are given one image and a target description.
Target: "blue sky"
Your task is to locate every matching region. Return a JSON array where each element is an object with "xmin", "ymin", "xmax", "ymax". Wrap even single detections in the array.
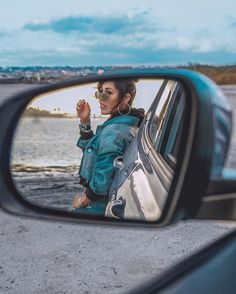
[{"xmin": 1, "ymin": 0, "xmax": 236, "ymax": 66}]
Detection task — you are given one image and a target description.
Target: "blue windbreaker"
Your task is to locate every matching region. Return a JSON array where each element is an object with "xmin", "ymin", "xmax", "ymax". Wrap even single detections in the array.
[{"xmin": 77, "ymin": 115, "xmax": 141, "ymax": 199}]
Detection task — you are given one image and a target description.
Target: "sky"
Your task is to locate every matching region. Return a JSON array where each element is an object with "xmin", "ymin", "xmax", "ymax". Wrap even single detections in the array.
[
  {"xmin": 30, "ymin": 79, "xmax": 163, "ymax": 114},
  {"xmin": 1, "ymin": 0, "xmax": 236, "ymax": 67}
]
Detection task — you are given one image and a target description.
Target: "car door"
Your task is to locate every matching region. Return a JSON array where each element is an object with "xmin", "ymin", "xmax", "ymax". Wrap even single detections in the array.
[{"xmin": 106, "ymin": 79, "xmax": 186, "ymax": 221}]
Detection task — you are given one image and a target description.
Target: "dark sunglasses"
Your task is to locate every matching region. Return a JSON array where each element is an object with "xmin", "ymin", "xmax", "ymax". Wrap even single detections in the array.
[{"xmin": 94, "ymin": 91, "xmax": 110, "ymax": 102}]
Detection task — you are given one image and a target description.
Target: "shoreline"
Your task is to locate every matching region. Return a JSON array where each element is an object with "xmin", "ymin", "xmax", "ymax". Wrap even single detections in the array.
[
  {"xmin": 12, "ymin": 169, "xmax": 85, "ymax": 210},
  {"xmin": 1, "ymin": 64, "xmax": 236, "ymax": 85},
  {"xmin": 11, "ymin": 164, "xmax": 79, "ymax": 173}
]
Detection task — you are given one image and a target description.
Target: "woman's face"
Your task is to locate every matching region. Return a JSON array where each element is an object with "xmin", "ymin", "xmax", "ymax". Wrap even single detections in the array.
[{"xmin": 98, "ymin": 81, "xmax": 120, "ymax": 115}]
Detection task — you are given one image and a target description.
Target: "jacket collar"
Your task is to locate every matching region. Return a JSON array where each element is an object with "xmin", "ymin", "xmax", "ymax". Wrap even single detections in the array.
[{"xmin": 102, "ymin": 115, "xmax": 140, "ymax": 128}]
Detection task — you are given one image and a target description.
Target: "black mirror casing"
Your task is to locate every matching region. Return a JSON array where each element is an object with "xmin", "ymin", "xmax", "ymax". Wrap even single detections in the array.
[{"xmin": 0, "ymin": 69, "xmax": 233, "ymax": 226}]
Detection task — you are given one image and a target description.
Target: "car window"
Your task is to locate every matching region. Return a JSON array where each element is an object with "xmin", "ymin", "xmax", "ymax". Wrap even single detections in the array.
[
  {"xmin": 149, "ymin": 80, "xmax": 177, "ymax": 144},
  {"xmin": 157, "ymin": 86, "xmax": 186, "ymax": 168},
  {"xmin": 148, "ymin": 81, "xmax": 185, "ymax": 169}
]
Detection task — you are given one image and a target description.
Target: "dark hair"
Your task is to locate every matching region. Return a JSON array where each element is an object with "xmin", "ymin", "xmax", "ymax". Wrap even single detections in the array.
[{"xmin": 97, "ymin": 79, "xmax": 138, "ymax": 105}]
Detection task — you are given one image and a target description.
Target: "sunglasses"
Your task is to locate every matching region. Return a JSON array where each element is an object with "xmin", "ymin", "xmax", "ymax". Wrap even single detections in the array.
[{"xmin": 94, "ymin": 91, "xmax": 110, "ymax": 102}]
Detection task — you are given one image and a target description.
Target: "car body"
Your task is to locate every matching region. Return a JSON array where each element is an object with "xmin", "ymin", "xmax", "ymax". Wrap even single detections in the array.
[{"xmin": 106, "ymin": 79, "xmax": 186, "ymax": 221}]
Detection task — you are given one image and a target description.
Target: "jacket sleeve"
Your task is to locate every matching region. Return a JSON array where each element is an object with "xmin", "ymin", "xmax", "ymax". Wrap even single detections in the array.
[
  {"xmin": 86, "ymin": 128, "xmax": 130, "ymax": 201},
  {"xmin": 76, "ymin": 129, "xmax": 94, "ymax": 151}
]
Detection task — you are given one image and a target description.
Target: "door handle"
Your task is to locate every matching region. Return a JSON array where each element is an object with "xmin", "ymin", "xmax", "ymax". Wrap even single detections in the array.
[
  {"xmin": 111, "ymin": 197, "xmax": 126, "ymax": 218},
  {"xmin": 114, "ymin": 156, "xmax": 124, "ymax": 170}
]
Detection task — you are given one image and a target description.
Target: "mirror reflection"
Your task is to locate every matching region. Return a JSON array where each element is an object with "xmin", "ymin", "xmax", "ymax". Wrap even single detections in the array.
[{"xmin": 11, "ymin": 78, "xmax": 185, "ymax": 222}]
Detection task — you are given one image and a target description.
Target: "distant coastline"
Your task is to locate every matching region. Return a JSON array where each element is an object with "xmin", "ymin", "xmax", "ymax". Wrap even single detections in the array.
[
  {"xmin": 185, "ymin": 64, "xmax": 236, "ymax": 85},
  {"xmin": 1, "ymin": 65, "xmax": 236, "ymax": 85},
  {"xmin": 0, "ymin": 65, "xmax": 130, "ymax": 85},
  {"xmin": 23, "ymin": 107, "xmax": 106, "ymax": 119},
  {"xmin": 24, "ymin": 107, "xmax": 74, "ymax": 118}
]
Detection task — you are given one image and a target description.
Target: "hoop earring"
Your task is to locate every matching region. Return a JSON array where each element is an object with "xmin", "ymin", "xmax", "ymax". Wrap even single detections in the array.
[{"xmin": 118, "ymin": 102, "xmax": 131, "ymax": 116}]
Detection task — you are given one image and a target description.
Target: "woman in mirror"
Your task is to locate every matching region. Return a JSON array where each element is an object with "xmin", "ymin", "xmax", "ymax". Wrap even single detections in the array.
[{"xmin": 72, "ymin": 79, "xmax": 145, "ymax": 215}]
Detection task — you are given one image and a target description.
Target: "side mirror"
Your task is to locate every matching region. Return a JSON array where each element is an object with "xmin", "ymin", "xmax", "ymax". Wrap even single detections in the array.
[{"xmin": 0, "ymin": 69, "xmax": 234, "ymax": 227}]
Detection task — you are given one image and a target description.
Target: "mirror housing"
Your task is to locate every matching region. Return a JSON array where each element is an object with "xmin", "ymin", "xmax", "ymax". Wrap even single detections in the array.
[{"xmin": 0, "ymin": 69, "xmax": 234, "ymax": 227}]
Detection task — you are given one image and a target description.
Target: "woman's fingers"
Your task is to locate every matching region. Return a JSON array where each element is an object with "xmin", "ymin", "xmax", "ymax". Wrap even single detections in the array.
[
  {"xmin": 77, "ymin": 99, "xmax": 85, "ymax": 104},
  {"xmin": 86, "ymin": 102, "xmax": 91, "ymax": 108},
  {"xmin": 72, "ymin": 195, "xmax": 82, "ymax": 208},
  {"xmin": 72, "ymin": 194, "xmax": 90, "ymax": 209},
  {"xmin": 76, "ymin": 102, "xmax": 90, "ymax": 112},
  {"xmin": 76, "ymin": 100, "xmax": 87, "ymax": 109},
  {"xmin": 76, "ymin": 100, "xmax": 85, "ymax": 110},
  {"xmin": 76, "ymin": 100, "xmax": 91, "ymax": 122}
]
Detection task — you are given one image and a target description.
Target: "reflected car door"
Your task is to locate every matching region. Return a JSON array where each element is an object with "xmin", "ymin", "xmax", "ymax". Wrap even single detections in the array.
[{"xmin": 106, "ymin": 80, "xmax": 186, "ymax": 221}]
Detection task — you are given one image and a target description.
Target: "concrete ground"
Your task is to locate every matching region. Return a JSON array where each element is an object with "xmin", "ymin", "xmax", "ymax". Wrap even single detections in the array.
[{"xmin": 0, "ymin": 210, "xmax": 235, "ymax": 294}]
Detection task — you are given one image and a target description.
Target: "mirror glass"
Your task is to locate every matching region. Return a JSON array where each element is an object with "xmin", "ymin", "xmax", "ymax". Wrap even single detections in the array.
[{"xmin": 10, "ymin": 78, "xmax": 186, "ymax": 222}]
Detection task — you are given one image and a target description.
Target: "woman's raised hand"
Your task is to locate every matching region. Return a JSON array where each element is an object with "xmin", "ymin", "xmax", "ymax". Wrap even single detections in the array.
[{"xmin": 76, "ymin": 99, "xmax": 91, "ymax": 123}]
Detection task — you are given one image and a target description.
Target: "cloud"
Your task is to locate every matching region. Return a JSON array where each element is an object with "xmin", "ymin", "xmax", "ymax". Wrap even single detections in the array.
[
  {"xmin": 1, "ymin": 11, "xmax": 236, "ymax": 66},
  {"xmin": 231, "ymin": 20, "xmax": 236, "ymax": 27},
  {"xmin": 22, "ymin": 12, "xmax": 164, "ymax": 35},
  {"xmin": 224, "ymin": 14, "xmax": 236, "ymax": 28},
  {"xmin": 0, "ymin": 29, "xmax": 8, "ymax": 37},
  {"xmin": 1, "ymin": 41, "xmax": 236, "ymax": 67},
  {"xmin": 1, "ymin": 28, "xmax": 236, "ymax": 67}
]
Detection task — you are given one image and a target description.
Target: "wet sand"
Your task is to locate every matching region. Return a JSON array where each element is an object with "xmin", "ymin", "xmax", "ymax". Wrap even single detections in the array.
[{"xmin": 12, "ymin": 170, "xmax": 84, "ymax": 210}]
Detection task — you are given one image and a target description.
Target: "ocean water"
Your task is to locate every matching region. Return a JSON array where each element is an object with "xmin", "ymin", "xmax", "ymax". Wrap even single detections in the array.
[
  {"xmin": 0, "ymin": 84, "xmax": 105, "ymax": 170},
  {"xmin": 11, "ymin": 117, "xmax": 105, "ymax": 169}
]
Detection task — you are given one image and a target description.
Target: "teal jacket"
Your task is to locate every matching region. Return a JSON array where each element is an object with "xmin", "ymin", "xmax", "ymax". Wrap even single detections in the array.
[{"xmin": 77, "ymin": 114, "xmax": 142, "ymax": 203}]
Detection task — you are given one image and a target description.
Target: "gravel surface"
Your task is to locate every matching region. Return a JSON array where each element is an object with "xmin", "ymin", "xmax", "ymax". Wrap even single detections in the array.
[{"xmin": 0, "ymin": 84, "xmax": 236, "ymax": 294}]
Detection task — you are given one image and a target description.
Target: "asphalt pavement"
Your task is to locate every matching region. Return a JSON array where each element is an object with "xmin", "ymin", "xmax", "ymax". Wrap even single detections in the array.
[{"xmin": 0, "ymin": 210, "xmax": 235, "ymax": 294}]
